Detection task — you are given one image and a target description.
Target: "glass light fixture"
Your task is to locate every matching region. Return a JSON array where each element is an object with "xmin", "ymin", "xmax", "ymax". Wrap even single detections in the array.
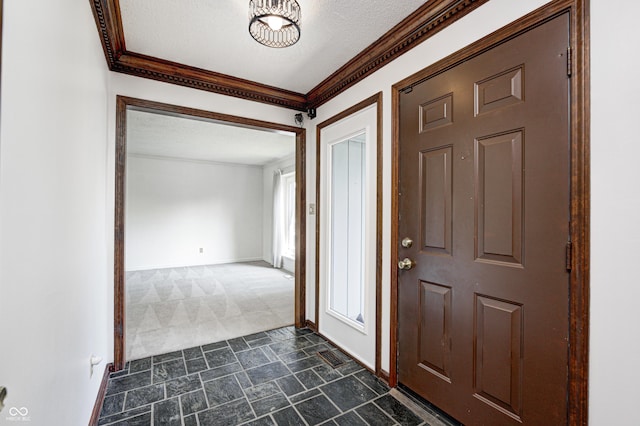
[{"xmin": 249, "ymin": 0, "xmax": 301, "ymax": 48}]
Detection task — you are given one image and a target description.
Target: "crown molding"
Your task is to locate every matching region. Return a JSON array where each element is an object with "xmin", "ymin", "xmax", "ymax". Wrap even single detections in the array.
[{"xmin": 89, "ymin": 0, "xmax": 487, "ymax": 112}]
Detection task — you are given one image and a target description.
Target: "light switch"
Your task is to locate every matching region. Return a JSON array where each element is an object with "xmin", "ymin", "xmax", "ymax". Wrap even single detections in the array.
[{"xmin": 309, "ymin": 203, "xmax": 316, "ymax": 215}]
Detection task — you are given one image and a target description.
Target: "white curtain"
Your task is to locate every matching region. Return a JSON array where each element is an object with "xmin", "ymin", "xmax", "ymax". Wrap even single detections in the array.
[{"xmin": 272, "ymin": 169, "xmax": 284, "ymax": 268}]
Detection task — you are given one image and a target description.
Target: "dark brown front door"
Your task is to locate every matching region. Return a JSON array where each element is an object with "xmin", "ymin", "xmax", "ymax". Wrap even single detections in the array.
[{"xmin": 397, "ymin": 15, "xmax": 570, "ymax": 425}]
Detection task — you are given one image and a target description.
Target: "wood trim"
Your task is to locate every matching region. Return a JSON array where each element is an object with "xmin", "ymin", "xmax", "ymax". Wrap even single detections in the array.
[
  {"xmin": 88, "ymin": 0, "xmax": 488, "ymax": 112},
  {"xmin": 389, "ymin": 1, "xmax": 589, "ymax": 424},
  {"xmin": 305, "ymin": 319, "xmax": 317, "ymax": 332},
  {"xmin": 114, "ymin": 97, "xmax": 126, "ymax": 371},
  {"xmin": 306, "ymin": 0, "xmax": 489, "ymax": 109},
  {"xmin": 315, "ymin": 93, "xmax": 383, "ymax": 376},
  {"xmin": 88, "ymin": 363, "xmax": 113, "ymax": 426},
  {"xmin": 113, "ymin": 96, "xmax": 306, "ymax": 369},
  {"xmin": 389, "ymin": 86, "xmax": 401, "ymax": 388},
  {"xmin": 568, "ymin": 1, "xmax": 590, "ymax": 424},
  {"xmin": 114, "ymin": 52, "xmax": 308, "ymax": 111}
]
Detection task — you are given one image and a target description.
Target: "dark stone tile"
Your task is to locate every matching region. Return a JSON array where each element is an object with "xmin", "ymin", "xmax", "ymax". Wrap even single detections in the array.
[
  {"xmin": 336, "ymin": 361, "xmax": 364, "ymax": 375},
  {"xmin": 153, "ymin": 359, "xmax": 187, "ymax": 383},
  {"xmin": 202, "ymin": 341, "xmax": 228, "ymax": 352},
  {"xmin": 320, "ymin": 421, "xmax": 338, "ymax": 426},
  {"xmin": 246, "ymin": 361, "xmax": 291, "ymax": 385},
  {"xmin": 244, "ymin": 331, "xmax": 269, "ymax": 342},
  {"xmin": 313, "ymin": 364, "xmax": 342, "ymax": 383},
  {"xmin": 266, "ymin": 327, "xmax": 296, "ymax": 341},
  {"xmin": 245, "ymin": 416, "xmax": 276, "ymax": 426},
  {"xmin": 203, "ymin": 375, "xmax": 244, "ymax": 407},
  {"xmin": 251, "ymin": 393, "xmax": 290, "ymax": 417},
  {"xmin": 108, "ymin": 411, "xmax": 152, "ymax": 426},
  {"xmin": 100, "ymin": 392, "xmax": 124, "ymax": 417},
  {"xmin": 321, "ymin": 376, "xmax": 377, "ymax": 411},
  {"xmin": 374, "ymin": 394, "xmax": 422, "ymax": 426},
  {"xmin": 129, "ymin": 357, "xmax": 151, "ymax": 373},
  {"xmin": 289, "ymin": 389, "xmax": 320, "ymax": 404},
  {"xmin": 200, "ymin": 362, "xmax": 243, "ymax": 382},
  {"xmin": 228, "ymin": 336, "xmax": 250, "ymax": 352},
  {"xmin": 287, "ymin": 356, "xmax": 323, "ymax": 373},
  {"xmin": 183, "ymin": 414, "xmax": 198, "ymax": 426},
  {"xmin": 304, "ymin": 343, "xmax": 332, "ymax": 357},
  {"xmin": 296, "ymin": 370, "xmax": 324, "ymax": 389},
  {"xmin": 354, "ymin": 370, "xmax": 390, "ymax": 395},
  {"xmin": 272, "ymin": 406, "xmax": 305, "ymax": 426},
  {"xmin": 198, "ymin": 398, "xmax": 255, "ymax": 425},
  {"xmin": 294, "ymin": 328, "xmax": 314, "ymax": 336},
  {"xmin": 98, "ymin": 406, "xmax": 149, "ymax": 425},
  {"xmin": 334, "ymin": 411, "xmax": 367, "ymax": 426},
  {"xmin": 153, "ymin": 350, "xmax": 183, "ymax": 363},
  {"xmin": 295, "ymin": 395, "xmax": 340, "ymax": 426},
  {"xmin": 305, "ymin": 334, "xmax": 327, "ymax": 345},
  {"xmin": 109, "ymin": 369, "xmax": 130, "ymax": 379},
  {"xmin": 183, "ymin": 346, "xmax": 204, "ymax": 360},
  {"xmin": 279, "ymin": 350, "xmax": 308, "ymax": 364},
  {"xmin": 245, "ymin": 382, "xmax": 281, "ymax": 402},
  {"xmin": 356, "ymin": 403, "xmax": 395, "ymax": 426},
  {"xmin": 237, "ymin": 347, "xmax": 271, "ymax": 369},
  {"xmin": 269, "ymin": 337, "xmax": 313, "ymax": 355},
  {"xmin": 153, "ymin": 397, "xmax": 181, "ymax": 426},
  {"xmin": 248, "ymin": 336, "xmax": 274, "ymax": 348},
  {"xmin": 276, "ymin": 375, "xmax": 305, "ymax": 396},
  {"xmin": 106, "ymin": 371, "xmax": 152, "ymax": 395},
  {"xmin": 262, "ymin": 346, "xmax": 280, "ymax": 362},
  {"xmin": 165, "ymin": 374, "xmax": 202, "ymax": 398},
  {"xmin": 235, "ymin": 371, "xmax": 252, "ymax": 388},
  {"xmin": 204, "ymin": 347, "xmax": 237, "ymax": 368},
  {"xmin": 123, "ymin": 384, "xmax": 164, "ymax": 410},
  {"xmin": 180, "ymin": 389, "xmax": 208, "ymax": 416},
  {"xmin": 185, "ymin": 357, "xmax": 208, "ymax": 374}
]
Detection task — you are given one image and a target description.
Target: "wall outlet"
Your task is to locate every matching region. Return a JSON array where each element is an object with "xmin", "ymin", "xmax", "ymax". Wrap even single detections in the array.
[{"xmin": 199, "ymin": 248, "xmax": 203, "ymax": 253}]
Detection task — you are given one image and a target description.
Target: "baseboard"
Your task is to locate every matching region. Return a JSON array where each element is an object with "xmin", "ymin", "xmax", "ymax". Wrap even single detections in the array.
[
  {"xmin": 305, "ymin": 320, "xmax": 317, "ymax": 331},
  {"xmin": 88, "ymin": 363, "xmax": 112, "ymax": 426}
]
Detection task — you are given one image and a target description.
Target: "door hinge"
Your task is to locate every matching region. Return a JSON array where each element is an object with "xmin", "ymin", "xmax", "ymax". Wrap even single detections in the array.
[
  {"xmin": 116, "ymin": 323, "xmax": 123, "ymax": 337},
  {"xmin": 566, "ymin": 46, "xmax": 572, "ymax": 77},
  {"xmin": 565, "ymin": 241, "xmax": 573, "ymax": 271},
  {"xmin": 402, "ymin": 86, "xmax": 413, "ymax": 94}
]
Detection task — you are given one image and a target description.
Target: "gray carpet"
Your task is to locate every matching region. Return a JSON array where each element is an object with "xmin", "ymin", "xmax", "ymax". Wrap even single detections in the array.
[{"xmin": 125, "ymin": 261, "xmax": 294, "ymax": 360}]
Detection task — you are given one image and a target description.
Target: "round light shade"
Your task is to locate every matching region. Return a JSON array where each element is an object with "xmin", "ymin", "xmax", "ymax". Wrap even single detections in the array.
[{"xmin": 249, "ymin": 0, "xmax": 301, "ymax": 48}]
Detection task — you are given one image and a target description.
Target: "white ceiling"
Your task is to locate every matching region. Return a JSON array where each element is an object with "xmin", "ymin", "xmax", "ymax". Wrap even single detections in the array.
[
  {"xmin": 126, "ymin": 110, "xmax": 296, "ymax": 166},
  {"xmin": 119, "ymin": 0, "xmax": 427, "ymax": 93}
]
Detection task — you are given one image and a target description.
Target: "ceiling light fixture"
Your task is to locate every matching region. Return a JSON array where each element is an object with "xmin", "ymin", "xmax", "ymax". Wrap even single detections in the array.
[{"xmin": 249, "ymin": 0, "xmax": 301, "ymax": 48}]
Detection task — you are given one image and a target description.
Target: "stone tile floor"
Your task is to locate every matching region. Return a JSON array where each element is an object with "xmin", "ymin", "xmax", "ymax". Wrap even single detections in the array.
[{"xmin": 98, "ymin": 326, "xmax": 457, "ymax": 425}]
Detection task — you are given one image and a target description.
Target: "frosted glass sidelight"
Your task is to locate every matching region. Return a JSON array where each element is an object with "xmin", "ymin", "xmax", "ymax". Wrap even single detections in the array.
[{"xmin": 329, "ymin": 133, "xmax": 366, "ymax": 325}]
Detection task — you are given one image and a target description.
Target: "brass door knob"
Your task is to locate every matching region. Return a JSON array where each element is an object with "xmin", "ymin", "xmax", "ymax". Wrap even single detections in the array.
[{"xmin": 398, "ymin": 258, "xmax": 415, "ymax": 270}]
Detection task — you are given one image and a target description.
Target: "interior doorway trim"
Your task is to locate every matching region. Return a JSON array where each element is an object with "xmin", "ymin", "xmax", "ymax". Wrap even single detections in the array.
[
  {"xmin": 390, "ymin": 0, "xmax": 589, "ymax": 423},
  {"xmin": 315, "ymin": 92, "xmax": 384, "ymax": 376},
  {"xmin": 114, "ymin": 96, "xmax": 307, "ymax": 371}
]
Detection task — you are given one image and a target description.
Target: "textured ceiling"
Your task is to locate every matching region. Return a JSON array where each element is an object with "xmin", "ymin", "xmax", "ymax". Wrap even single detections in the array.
[
  {"xmin": 127, "ymin": 110, "xmax": 296, "ymax": 166},
  {"xmin": 119, "ymin": 0, "xmax": 427, "ymax": 93}
]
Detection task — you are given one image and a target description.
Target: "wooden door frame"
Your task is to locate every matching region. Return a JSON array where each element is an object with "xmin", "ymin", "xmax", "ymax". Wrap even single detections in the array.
[
  {"xmin": 389, "ymin": 0, "xmax": 590, "ymax": 424},
  {"xmin": 113, "ymin": 96, "xmax": 307, "ymax": 371},
  {"xmin": 314, "ymin": 93, "xmax": 384, "ymax": 377}
]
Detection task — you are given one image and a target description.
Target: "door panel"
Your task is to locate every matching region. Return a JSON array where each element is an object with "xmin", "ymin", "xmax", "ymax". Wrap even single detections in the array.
[{"xmin": 398, "ymin": 14, "xmax": 570, "ymax": 425}]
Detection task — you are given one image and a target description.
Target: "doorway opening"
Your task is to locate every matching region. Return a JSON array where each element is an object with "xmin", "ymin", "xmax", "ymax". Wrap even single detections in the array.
[{"xmin": 113, "ymin": 96, "xmax": 306, "ymax": 369}]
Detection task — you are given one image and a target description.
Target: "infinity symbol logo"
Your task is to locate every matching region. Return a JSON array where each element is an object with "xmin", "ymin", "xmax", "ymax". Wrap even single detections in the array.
[{"xmin": 9, "ymin": 407, "xmax": 29, "ymax": 416}]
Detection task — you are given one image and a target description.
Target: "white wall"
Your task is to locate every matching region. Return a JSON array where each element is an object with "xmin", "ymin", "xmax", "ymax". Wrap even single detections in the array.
[
  {"xmin": 125, "ymin": 155, "xmax": 264, "ymax": 270},
  {"xmin": 589, "ymin": 2, "xmax": 640, "ymax": 424},
  {"xmin": 262, "ymin": 155, "xmax": 295, "ymax": 265},
  {"xmin": 0, "ymin": 0, "xmax": 110, "ymax": 424}
]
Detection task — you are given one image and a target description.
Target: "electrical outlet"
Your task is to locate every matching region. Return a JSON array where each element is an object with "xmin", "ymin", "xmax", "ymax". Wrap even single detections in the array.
[{"xmin": 199, "ymin": 248, "xmax": 203, "ymax": 253}]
